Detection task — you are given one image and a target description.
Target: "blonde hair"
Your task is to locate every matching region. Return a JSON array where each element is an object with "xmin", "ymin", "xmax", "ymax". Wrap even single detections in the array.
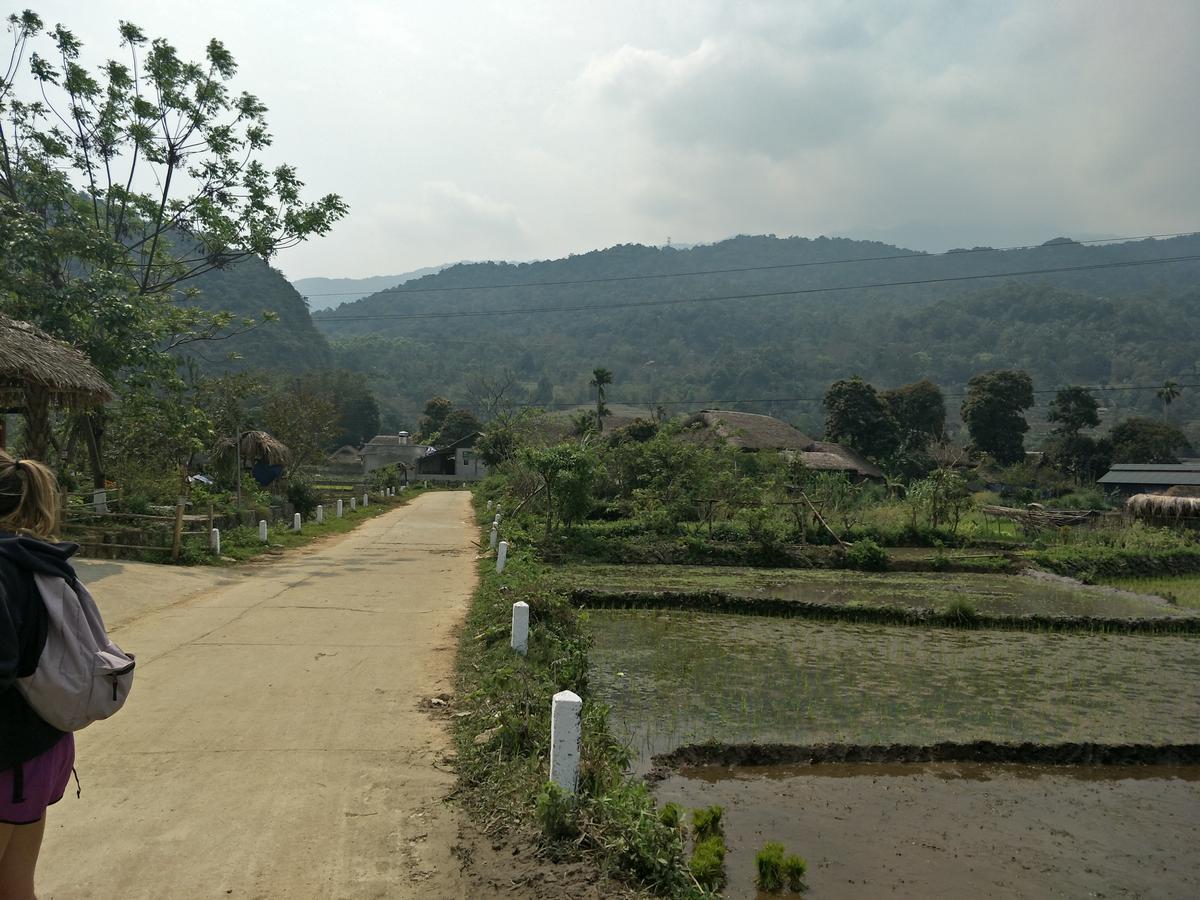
[{"xmin": 0, "ymin": 451, "xmax": 61, "ymax": 540}]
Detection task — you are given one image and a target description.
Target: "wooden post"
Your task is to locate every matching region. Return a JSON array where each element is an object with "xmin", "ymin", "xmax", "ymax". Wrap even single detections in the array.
[{"xmin": 170, "ymin": 500, "xmax": 185, "ymax": 562}]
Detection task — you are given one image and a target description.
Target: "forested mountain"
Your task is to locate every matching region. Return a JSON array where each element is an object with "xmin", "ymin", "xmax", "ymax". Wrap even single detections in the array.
[
  {"xmin": 313, "ymin": 234, "xmax": 1200, "ymax": 441},
  {"xmin": 292, "ymin": 266, "xmax": 449, "ymax": 310},
  {"xmin": 182, "ymin": 256, "xmax": 333, "ymax": 373}
]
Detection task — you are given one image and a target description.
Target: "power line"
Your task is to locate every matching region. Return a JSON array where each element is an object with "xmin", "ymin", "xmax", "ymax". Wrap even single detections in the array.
[
  {"xmin": 315, "ymin": 254, "xmax": 1200, "ymax": 322},
  {"xmin": 302, "ymin": 230, "xmax": 1198, "ymax": 299}
]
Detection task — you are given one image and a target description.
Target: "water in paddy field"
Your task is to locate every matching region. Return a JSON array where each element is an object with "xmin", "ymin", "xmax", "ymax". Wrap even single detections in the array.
[
  {"xmin": 586, "ymin": 610, "xmax": 1200, "ymax": 772},
  {"xmin": 656, "ymin": 763, "xmax": 1200, "ymax": 899}
]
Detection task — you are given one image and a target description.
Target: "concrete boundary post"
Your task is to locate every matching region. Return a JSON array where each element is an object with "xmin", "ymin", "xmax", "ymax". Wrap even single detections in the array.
[
  {"xmin": 293, "ymin": 512, "xmax": 302, "ymax": 531},
  {"xmin": 550, "ymin": 690, "xmax": 582, "ymax": 794},
  {"xmin": 316, "ymin": 504, "xmax": 325, "ymax": 524},
  {"xmin": 210, "ymin": 528, "xmax": 220, "ymax": 555},
  {"xmin": 496, "ymin": 540, "xmax": 508, "ymax": 573},
  {"xmin": 350, "ymin": 497, "xmax": 357, "ymax": 511},
  {"xmin": 363, "ymin": 492, "xmax": 369, "ymax": 507},
  {"xmin": 511, "ymin": 601, "xmax": 529, "ymax": 655},
  {"xmin": 337, "ymin": 499, "xmax": 344, "ymax": 517},
  {"xmin": 489, "ymin": 524, "xmax": 498, "ymax": 550},
  {"xmin": 258, "ymin": 520, "xmax": 268, "ymax": 543}
]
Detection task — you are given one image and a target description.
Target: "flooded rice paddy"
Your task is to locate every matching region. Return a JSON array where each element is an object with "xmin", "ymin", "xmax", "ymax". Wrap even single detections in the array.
[
  {"xmin": 655, "ymin": 763, "xmax": 1200, "ymax": 899},
  {"xmin": 588, "ymin": 610, "xmax": 1200, "ymax": 771},
  {"xmin": 567, "ymin": 564, "xmax": 1199, "ymax": 619}
]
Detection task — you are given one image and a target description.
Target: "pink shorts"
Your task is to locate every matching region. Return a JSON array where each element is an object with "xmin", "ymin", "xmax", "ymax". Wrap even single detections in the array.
[{"xmin": 0, "ymin": 734, "xmax": 75, "ymax": 825}]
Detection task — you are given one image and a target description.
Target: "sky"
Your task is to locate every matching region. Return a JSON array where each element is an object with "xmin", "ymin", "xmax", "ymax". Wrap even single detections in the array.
[{"xmin": 16, "ymin": 0, "xmax": 1200, "ymax": 280}]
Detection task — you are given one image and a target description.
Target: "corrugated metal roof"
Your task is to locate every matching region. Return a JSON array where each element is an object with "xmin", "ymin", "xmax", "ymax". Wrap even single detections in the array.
[
  {"xmin": 1107, "ymin": 463, "xmax": 1200, "ymax": 472},
  {"xmin": 1099, "ymin": 470, "xmax": 1200, "ymax": 485}
]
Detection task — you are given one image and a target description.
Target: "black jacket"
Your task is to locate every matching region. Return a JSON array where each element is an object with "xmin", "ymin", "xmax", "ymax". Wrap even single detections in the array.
[{"xmin": 0, "ymin": 533, "xmax": 78, "ymax": 771}]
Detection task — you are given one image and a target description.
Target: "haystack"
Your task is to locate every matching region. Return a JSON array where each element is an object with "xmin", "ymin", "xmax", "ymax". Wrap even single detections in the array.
[
  {"xmin": 1125, "ymin": 493, "xmax": 1200, "ymax": 523},
  {"xmin": 0, "ymin": 314, "xmax": 114, "ymax": 461}
]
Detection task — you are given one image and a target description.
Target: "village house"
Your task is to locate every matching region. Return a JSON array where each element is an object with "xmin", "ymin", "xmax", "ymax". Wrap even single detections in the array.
[
  {"xmin": 415, "ymin": 432, "xmax": 488, "ymax": 482},
  {"xmin": 690, "ymin": 409, "xmax": 885, "ymax": 482},
  {"xmin": 359, "ymin": 431, "xmax": 433, "ymax": 475}
]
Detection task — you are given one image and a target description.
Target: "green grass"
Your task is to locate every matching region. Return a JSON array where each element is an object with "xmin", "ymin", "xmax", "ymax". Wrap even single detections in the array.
[{"xmin": 1098, "ymin": 574, "xmax": 1200, "ymax": 610}]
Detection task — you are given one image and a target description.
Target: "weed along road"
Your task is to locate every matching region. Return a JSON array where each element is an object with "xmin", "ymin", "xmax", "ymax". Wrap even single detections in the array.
[{"xmin": 39, "ymin": 491, "xmax": 477, "ymax": 899}]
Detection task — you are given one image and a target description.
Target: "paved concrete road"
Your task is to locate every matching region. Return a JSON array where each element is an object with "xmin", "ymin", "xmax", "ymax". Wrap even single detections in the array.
[{"xmin": 40, "ymin": 491, "xmax": 477, "ymax": 899}]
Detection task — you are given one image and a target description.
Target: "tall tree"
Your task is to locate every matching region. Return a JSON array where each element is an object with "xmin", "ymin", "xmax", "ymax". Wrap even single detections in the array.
[
  {"xmin": 590, "ymin": 367, "xmax": 613, "ymax": 433},
  {"xmin": 881, "ymin": 379, "xmax": 946, "ymax": 451},
  {"xmin": 417, "ymin": 397, "xmax": 453, "ymax": 443},
  {"xmin": 823, "ymin": 376, "xmax": 900, "ymax": 460},
  {"xmin": 0, "ymin": 12, "xmax": 346, "ymax": 474},
  {"xmin": 960, "ymin": 370, "xmax": 1034, "ymax": 465},
  {"xmin": 1047, "ymin": 386, "xmax": 1100, "ymax": 436},
  {"xmin": 1110, "ymin": 417, "xmax": 1189, "ymax": 464},
  {"xmin": 1046, "ymin": 385, "xmax": 1106, "ymax": 481}
]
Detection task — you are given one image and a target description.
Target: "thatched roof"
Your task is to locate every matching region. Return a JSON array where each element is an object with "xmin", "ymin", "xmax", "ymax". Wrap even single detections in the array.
[
  {"xmin": 1125, "ymin": 493, "xmax": 1200, "ymax": 520},
  {"xmin": 213, "ymin": 430, "xmax": 291, "ymax": 465},
  {"xmin": 0, "ymin": 314, "xmax": 114, "ymax": 408},
  {"xmin": 695, "ymin": 410, "xmax": 815, "ymax": 451},
  {"xmin": 794, "ymin": 441, "xmax": 885, "ymax": 480}
]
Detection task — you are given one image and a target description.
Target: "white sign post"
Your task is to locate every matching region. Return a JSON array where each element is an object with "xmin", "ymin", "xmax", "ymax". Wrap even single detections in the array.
[
  {"xmin": 336, "ymin": 499, "xmax": 344, "ymax": 517},
  {"xmin": 511, "ymin": 601, "xmax": 529, "ymax": 655},
  {"xmin": 258, "ymin": 520, "xmax": 268, "ymax": 543},
  {"xmin": 496, "ymin": 540, "xmax": 509, "ymax": 573},
  {"xmin": 550, "ymin": 690, "xmax": 582, "ymax": 794},
  {"xmin": 210, "ymin": 528, "xmax": 220, "ymax": 555},
  {"xmin": 293, "ymin": 512, "xmax": 302, "ymax": 531},
  {"xmin": 316, "ymin": 504, "xmax": 324, "ymax": 524}
]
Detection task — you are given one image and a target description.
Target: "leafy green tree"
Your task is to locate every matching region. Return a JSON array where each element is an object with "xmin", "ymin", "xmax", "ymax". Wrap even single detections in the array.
[
  {"xmin": 1110, "ymin": 417, "xmax": 1190, "ymax": 464},
  {"xmin": 417, "ymin": 397, "xmax": 452, "ymax": 442},
  {"xmin": 260, "ymin": 380, "xmax": 338, "ymax": 476},
  {"xmin": 960, "ymin": 370, "xmax": 1034, "ymax": 465},
  {"xmin": 439, "ymin": 408, "xmax": 482, "ymax": 444},
  {"xmin": 518, "ymin": 444, "xmax": 598, "ymax": 536},
  {"xmin": 476, "ymin": 408, "xmax": 545, "ymax": 467},
  {"xmin": 881, "ymin": 379, "xmax": 946, "ymax": 451},
  {"xmin": 823, "ymin": 376, "xmax": 900, "ymax": 460},
  {"xmin": 1047, "ymin": 386, "xmax": 1100, "ymax": 436},
  {"xmin": 590, "ymin": 367, "xmax": 613, "ymax": 432},
  {"xmin": 0, "ymin": 11, "xmax": 346, "ymax": 476},
  {"xmin": 1046, "ymin": 386, "xmax": 1105, "ymax": 480}
]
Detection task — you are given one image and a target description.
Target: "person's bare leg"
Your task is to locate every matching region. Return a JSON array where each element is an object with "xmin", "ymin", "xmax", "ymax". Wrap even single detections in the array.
[{"xmin": 0, "ymin": 817, "xmax": 45, "ymax": 900}]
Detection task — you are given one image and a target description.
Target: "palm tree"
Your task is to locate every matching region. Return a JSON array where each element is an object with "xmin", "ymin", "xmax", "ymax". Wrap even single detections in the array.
[
  {"xmin": 590, "ymin": 367, "xmax": 613, "ymax": 433},
  {"xmin": 1157, "ymin": 379, "xmax": 1181, "ymax": 420}
]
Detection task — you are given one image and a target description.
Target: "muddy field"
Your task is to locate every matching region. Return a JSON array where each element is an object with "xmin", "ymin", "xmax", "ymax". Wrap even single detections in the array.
[
  {"xmin": 588, "ymin": 610, "xmax": 1200, "ymax": 770},
  {"xmin": 655, "ymin": 762, "xmax": 1200, "ymax": 899}
]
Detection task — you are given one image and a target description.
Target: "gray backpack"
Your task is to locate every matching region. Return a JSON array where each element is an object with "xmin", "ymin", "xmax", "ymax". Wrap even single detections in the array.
[{"xmin": 17, "ymin": 573, "xmax": 134, "ymax": 731}]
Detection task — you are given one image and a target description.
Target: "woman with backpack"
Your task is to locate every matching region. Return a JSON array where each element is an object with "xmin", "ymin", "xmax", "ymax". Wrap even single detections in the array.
[{"xmin": 0, "ymin": 453, "xmax": 81, "ymax": 900}]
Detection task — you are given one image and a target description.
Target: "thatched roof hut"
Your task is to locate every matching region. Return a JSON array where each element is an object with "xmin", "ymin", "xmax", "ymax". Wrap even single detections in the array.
[
  {"xmin": 794, "ymin": 441, "xmax": 886, "ymax": 481},
  {"xmin": 1125, "ymin": 492, "xmax": 1200, "ymax": 524},
  {"xmin": 213, "ymin": 430, "xmax": 291, "ymax": 466},
  {"xmin": 0, "ymin": 314, "xmax": 114, "ymax": 461},
  {"xmin": 693, "ymin": 410, "xmax": 815, "ymax": 451}
]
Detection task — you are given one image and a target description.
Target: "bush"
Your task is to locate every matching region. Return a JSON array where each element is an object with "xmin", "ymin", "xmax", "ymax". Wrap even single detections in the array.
[
  {"xmin": 286, "ymin": 478, "xmax": 320, "ymax": 518},
  {"xmin": 755, "ymin": 841, "xmax": 786, "ymax": 892},
  {"xmin": 658, "ymin": 802, "xmax": 684, "ymax": 832},
  {"xmin": 536, "ymin": 782, "xmax": 578, "ymax": 839},
  {"xmin": 846, "ymin": 538, "xmax": 889, "ymax": 571},
  {"xmin": 782, "ymin": 853, "xmax": 807, "ymax": 892},
  {"xmin": 945, "ymin": 598, "xmax": 978, "ymax": 623},
  {"xmin": 689, "ymin": 835, "xmax": 726, "ymax": 891}
]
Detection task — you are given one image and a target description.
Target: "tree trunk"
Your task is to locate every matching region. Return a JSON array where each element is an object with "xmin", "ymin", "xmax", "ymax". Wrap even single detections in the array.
[
  {"xmin": 84, "ymin": 410, "xmax": 106, "ymax": 489},
  {"xmin": 22, "ymin": 385, "xmax": 52, "ymax": 462}
]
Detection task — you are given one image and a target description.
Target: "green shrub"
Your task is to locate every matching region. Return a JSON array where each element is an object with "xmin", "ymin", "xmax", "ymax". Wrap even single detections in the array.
[
  {"xmin": 782, "ymin": 853, "xmax": 807, "ymax": 891},
  {"xmin": 846, "ymin": 538, "xmax": 889, "ymax": 571},
  {"xmin": 286, "ymin": 478, "xmax": 320, "ymax": 518},
  {"xmin": 945, "ymin": 598, "xmax": 978, "ymax": 623},
  {"xmin": 691, "ymin": 804, "xmax": 724, "ymax": 841},
  {"xmin": 755, "ymin": 841, "xmax": 786, "ymax": 892},
  {"xmin": 689, "ymin": 835, "xmax": 726, "ymax": 891},
  {"xmin": 535, "ymin": 782, "xmax": 578, "ymax": 839}
]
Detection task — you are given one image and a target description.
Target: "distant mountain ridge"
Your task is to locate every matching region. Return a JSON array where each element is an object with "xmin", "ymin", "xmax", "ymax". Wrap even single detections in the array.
[
  {"xmin": 292, "ymin": 266, "xmax": 451, "ymax": 309},
  {"xmin": 313, "ymin": 232, "xmax": 1200, "ymax": 437}
]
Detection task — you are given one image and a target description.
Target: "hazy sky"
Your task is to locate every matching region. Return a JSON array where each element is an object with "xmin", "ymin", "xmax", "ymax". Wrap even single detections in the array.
[{"xmin": 19, "ymin": 1, "xmax": 1200, "ymax": 279}]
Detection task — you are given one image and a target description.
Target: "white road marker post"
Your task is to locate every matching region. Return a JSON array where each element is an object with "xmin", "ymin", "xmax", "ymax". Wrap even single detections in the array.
[
  {"xmin": 316, "ymin": 504, "xmax": 324, "ymax": 524},
  {"xmin": 550, "ymin": 690, "xmax": 582, "ymax": 794},
  {"xmin": 496, "ymin": 540, "xmax": 509, "ymax": 573},
  {"xmin": 258, "ymin": 520, "xmax": 268, "ymax": 543},
  {"xmin": 511, "ymin": 601, "xmax": 529, "ymax": 655},
  {"xmin": 363, "ymin": 492, "xmax": 369, "ymax": 507},
  {"xmin": 293, "ymin": 512, "xmax": 302, "ymax": 532},
  {"xmin": 350, "ymin": 497, "xmax": 357, "ymax": 511},
  {"xmin": 336, "ymin": 499, "xmax": 344, "ymax": 518},
  {"xmin": 210, "ymin": 528, "xmax": 220, "ymax": 555},
  {"xmin": 487, "ymin": 499, "xmax": 493, "ymax": 512},
  {"xmin": 489, "ymin": 524, "xmax": 498, "ymax": 550}
]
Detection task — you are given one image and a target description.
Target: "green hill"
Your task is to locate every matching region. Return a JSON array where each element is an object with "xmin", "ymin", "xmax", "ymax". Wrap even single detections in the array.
[
  {"xmin": 314, "ymin": 234, "xmax": 1200, "ymax": 440},
  {"xmin": 183, "ymin": 256, "xmax": 333, "ymax": 373}
]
